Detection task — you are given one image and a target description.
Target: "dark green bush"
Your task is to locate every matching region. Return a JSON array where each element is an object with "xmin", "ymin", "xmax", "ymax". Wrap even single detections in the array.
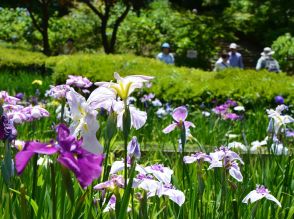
[{"xmin": 272, "ymin": 33, "xmax": 294, "ymax": 74}]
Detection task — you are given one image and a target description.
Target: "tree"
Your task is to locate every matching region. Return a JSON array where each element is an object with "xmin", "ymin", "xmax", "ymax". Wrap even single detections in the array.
[
  {"xmin": 79, "ymin": 0, "xmax": 149, "ymax": 54},
  {"xmin": 223, "ymin": 0, "xmax": 294, "ymax": 45},
  {"xmin": 2, "ymin": 0, "xmax": 73, "ymax": 55}
]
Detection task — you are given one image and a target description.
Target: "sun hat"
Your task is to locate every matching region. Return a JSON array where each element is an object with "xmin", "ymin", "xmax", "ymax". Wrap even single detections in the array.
[
  {"xmin": 229, "ymin": 43, "xmax": 237, "ymax": 49},
  {"xmin": 162, "ymin": 43, "xmax": 170, "ymax": 48},
  {"xmin": 261, "ymin": 47, "xmax": 275, "ymax": 56}
]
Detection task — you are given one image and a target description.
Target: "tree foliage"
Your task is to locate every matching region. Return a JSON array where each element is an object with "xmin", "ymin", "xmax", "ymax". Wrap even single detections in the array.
[
  {"xmin": 223, "ymin": 0, "xmax": 294, "ymax": 45},
  {"xmin": 1, "ymin": 0, "xmax": 73, "ymax": 55},
  {"xmin": 272, "ymin": 33, "xmax": 294, "ymax": 74},
  {"xmin": 117, "ymin": 0, "xmax": 233, "ymax": 69},
  {"xmin": 78, "ymin": 0, "xmax": 150, "ymax": 53}
]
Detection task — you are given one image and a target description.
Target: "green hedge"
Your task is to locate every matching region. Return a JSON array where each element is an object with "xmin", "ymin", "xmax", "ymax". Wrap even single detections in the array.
[
  {"xmin": 1, "ymin": 45, "xmax": 294, "ymax": 105},
  {"xmin": 47, "ymin": 53, "xmax": 294, "ymax": 105},
  {"xmin": 0, "ymin": 43, "xmax": 46, "ymax": 71}
]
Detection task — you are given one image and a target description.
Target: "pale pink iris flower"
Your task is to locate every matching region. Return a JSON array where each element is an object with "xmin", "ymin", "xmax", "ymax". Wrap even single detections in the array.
[
  {"xmin": 66, "ymin": 75, "xmax": 93, "ymax": 88},
  {"xmin": 242, "ymin": 185, "xmax": 281, "ymax": 207},
  {"xmin": 95, "ymin": 72, "xmax": 154, "ymax": 100},
  {"xmin": 208, "ymin": 146, "xmax": 244, "ymax": 182},
  {"xmin": 0, "ymin": 91, "xmax": 20, "ymax": 105},
  {"xmin": 94, "ymin": 73, "xmax": 153, "ymax": 130},
  {"xmin": 163, "ymin": 106, "xmax": 195, "ymax": 134}
]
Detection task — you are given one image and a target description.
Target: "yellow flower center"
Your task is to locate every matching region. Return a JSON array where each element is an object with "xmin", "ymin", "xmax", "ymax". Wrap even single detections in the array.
[{"xmin": 111, "ymin": 81, "xmax": 132, "ymax": 100}]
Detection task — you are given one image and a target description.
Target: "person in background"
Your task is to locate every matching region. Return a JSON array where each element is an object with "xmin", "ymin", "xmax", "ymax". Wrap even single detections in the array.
[
  {"xmin": 63, "ymin": 38, "xmax": 76, "ymax": 55},
  {"xmin": 214, "ymin": 51, "xmax": 230, "ymax": 71},
  {"xmin": 156, "ymin": 43, "xmax": 175, "ymax": 64},
  {"xmin": 228, "ymin": 43, "xmax": 244, "ymax": 69},
  {"xmin": 256, "ymin": 47, "xmax": 280, "ymax": 72}
]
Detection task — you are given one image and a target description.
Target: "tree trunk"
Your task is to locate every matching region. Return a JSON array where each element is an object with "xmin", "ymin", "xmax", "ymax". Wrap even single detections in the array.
[
  {"xmin": 41, "ymin": 0, "xmax": 51, "ymax": 56},
  {"xmin": 109, "ymin": 4, "xmax": 131, "ymax": 53},
  {"xmin": 82, "ymin": 1, "xmax": 130, "ymax": 54},
  {"xmin": 101, "ymin": 17, "xmax": 110, "ymax": 54},
  {"xmin": 42, "ymin": 28, "xmax": 50, "ymax": 56}
]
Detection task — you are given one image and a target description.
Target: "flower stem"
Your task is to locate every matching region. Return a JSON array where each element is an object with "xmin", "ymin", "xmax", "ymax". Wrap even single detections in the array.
[
  {"xmin": 31, "ymin": 154, "xmax": 38, "ymax": 217},
  {"xmin": 124, "ymin": 137, "xmax": 128, "ymax": 188},
  {"xmin": 50, "ymin": 163, "xmax": 57, "ymax": 219}
]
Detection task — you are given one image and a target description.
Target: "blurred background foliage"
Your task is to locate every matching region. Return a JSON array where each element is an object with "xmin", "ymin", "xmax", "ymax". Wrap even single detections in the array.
[{"xmin": 0, "ymin": 0, "xmax": 293, "ymax": 71}]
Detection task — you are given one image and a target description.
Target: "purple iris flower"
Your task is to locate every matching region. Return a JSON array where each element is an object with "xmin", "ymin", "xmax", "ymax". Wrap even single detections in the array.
[
  {"xmin": 66, "ymin": 75, "xmax": 93, "ymax": 89},
  {"xmin": 46, "ymin": 85, "xmax": 71, "ymax": 100},
  {"xmin": 286, "ymin": 130, "xmax": 294, "ymax": 138},
  {"xmin": 183, "ymin": 152, "xmax": 212, "ymax": 164},
  {"xmin": 94, "ymin": 174, "xmax": 125, "ymax": 190},
  {"xmin": 0, "ymin": 114, "xmax": 17, "ymax": 141},
  {"xmin": 21, "ymin": 106, "xmax": 50, "ymax": 121},
  {"xmin": 163, "ymin": 106, "xmax": 195, "ymax": 133},
  {"xmin": 0, "ymin": 91, "xmax": 20, "ymax": 104},
  {"xmin": 224, "ymin": 113, "xmax": 240, "ymax": 120},
  {"xmin": 15, "ymin": 124, "xmax": 104, "ymax": 188},
  {"xmin": 127, "ymin": 136, "xmax": 141, "ymax": 160},
  {"xmin": 56, "ymin": 124, "xmax": 104, "ymax": 188},
  {"xmin": 15, "ymin": 141, "xmax": 58, "ymax": 174},
  {"xmin": 213, "ymin": 105, "xmax": 229, "ymax": 115},
  {"xmin": 275, "ymin": 96, "xmax": 284, "ymax": 105},
  {"xmin": 15, "ymin": 93, "xmax": 24, "ymax": 100},
  {"xmin": 212, "ymin": 99, "xmax": 242, "ymax": 121},
  {"xmin": 208, "ymin": 146, "xmax": 244, "ymax": 182},
  {"xmin": 225, "ymin": 99, "xmax": 238, "ymax": 107}
]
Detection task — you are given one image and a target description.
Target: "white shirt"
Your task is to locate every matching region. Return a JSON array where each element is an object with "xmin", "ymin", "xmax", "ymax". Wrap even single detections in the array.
[{"xmin": 214, "ymin": 58, "xmax": 230, "ymax": 71}]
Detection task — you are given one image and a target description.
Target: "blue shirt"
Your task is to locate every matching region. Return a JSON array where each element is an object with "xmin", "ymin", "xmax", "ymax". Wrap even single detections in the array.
[
  {"xmin": 229, "ymin": 52, "xmax": 244, "ymax": 68},
  {"xmin": 156, "ymin": 52, "xmax": 174, "ymax": 64}
]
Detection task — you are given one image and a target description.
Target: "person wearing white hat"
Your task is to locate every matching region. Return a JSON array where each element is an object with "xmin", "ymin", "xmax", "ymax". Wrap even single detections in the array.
[
  {"xmin": 156, "ymin": 42, "xmax": 175, "ymax": 64},
  {"xmin": 228, "ymin": 43, "xmax": 244, "ymax": 69},
  {"xmin": 256, "ymin": 47, "xmax": 280, "ymax": 72}
]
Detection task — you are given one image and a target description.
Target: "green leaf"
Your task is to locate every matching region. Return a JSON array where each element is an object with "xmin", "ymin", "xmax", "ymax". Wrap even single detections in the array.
[
  {"xmin": 106, "ymin": 112, "xmax": 117, "ymax": 141},
  {"xmin": 9, "ymin": 188, "xmax": 39, "ymax": 216},
  {"xmin": 118, "ymin": 161, "xmax": 136, "ymax": 219},
  {"xmin": 123, "ymin": 106, "xmax": 131, "ymax": 140},
  {"xmin": 60, "ymin": 166, "xmax": 75, "ymax": 204}
]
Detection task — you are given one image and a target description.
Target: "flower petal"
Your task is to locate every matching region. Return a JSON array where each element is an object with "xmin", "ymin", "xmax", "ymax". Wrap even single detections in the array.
[
  {"xmin": 184, "ymin": 121, "xmax": 195, "ymax": 129},
  {"xmin": 109, "ymin": 161, "xmax": 125, "ymax": 175},
  {"xmin": 87, "ymin": 87, "xmax": 116, "ymax": 110},
  {"xmin": 172, "ymin": 106, "xmax": 188, "ymax": 122},
  {"xmin": 265, "ymin": 194, "xmax": 282, "ymax": 207},
  {"xmin": 163, "ymin": 123, "xmax": 177, "ymax": 134},
  {"xmin": 81, "ymin": 113, "xmax": 103, "ymax": 154},
  {"xmin": 15, "ymin": 151, "xmax": 35, "ymax": 175},
  {"xmin": 129, "ymin": 106, "xmax": 147, "ymax": 130},
  {"xmin": 242, "ymin": 190, "xmax": 264, "ymax": 204}
]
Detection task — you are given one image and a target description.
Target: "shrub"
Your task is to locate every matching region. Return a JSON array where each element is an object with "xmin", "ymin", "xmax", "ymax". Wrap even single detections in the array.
[
  {"xmin": 272, "ymin": 33, "xmax": 294, "ymax": 74},
  {"xmin": 1, "ymin": 44, "xmax": 293, "ymax": 106},
  {"xmin": 0, "ymin": 44, "xmax": 46, "ymax": 71},
  {"xmin": 48, "ymin": 53, "xmax": 294, "ymax": 106}
]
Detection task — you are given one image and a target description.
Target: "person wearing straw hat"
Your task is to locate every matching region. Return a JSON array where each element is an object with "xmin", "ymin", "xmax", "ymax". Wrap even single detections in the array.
[
  {"xmin": 228, "ymin": 43, "xmax": 244, "ymax": 69},
  {"xmin": 156, "ymin": 42, "xmax": 175, "ymax": 64},
  {"xmin": 256, "ymin": 47, "xmax": 280, "ymax": 72}
]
